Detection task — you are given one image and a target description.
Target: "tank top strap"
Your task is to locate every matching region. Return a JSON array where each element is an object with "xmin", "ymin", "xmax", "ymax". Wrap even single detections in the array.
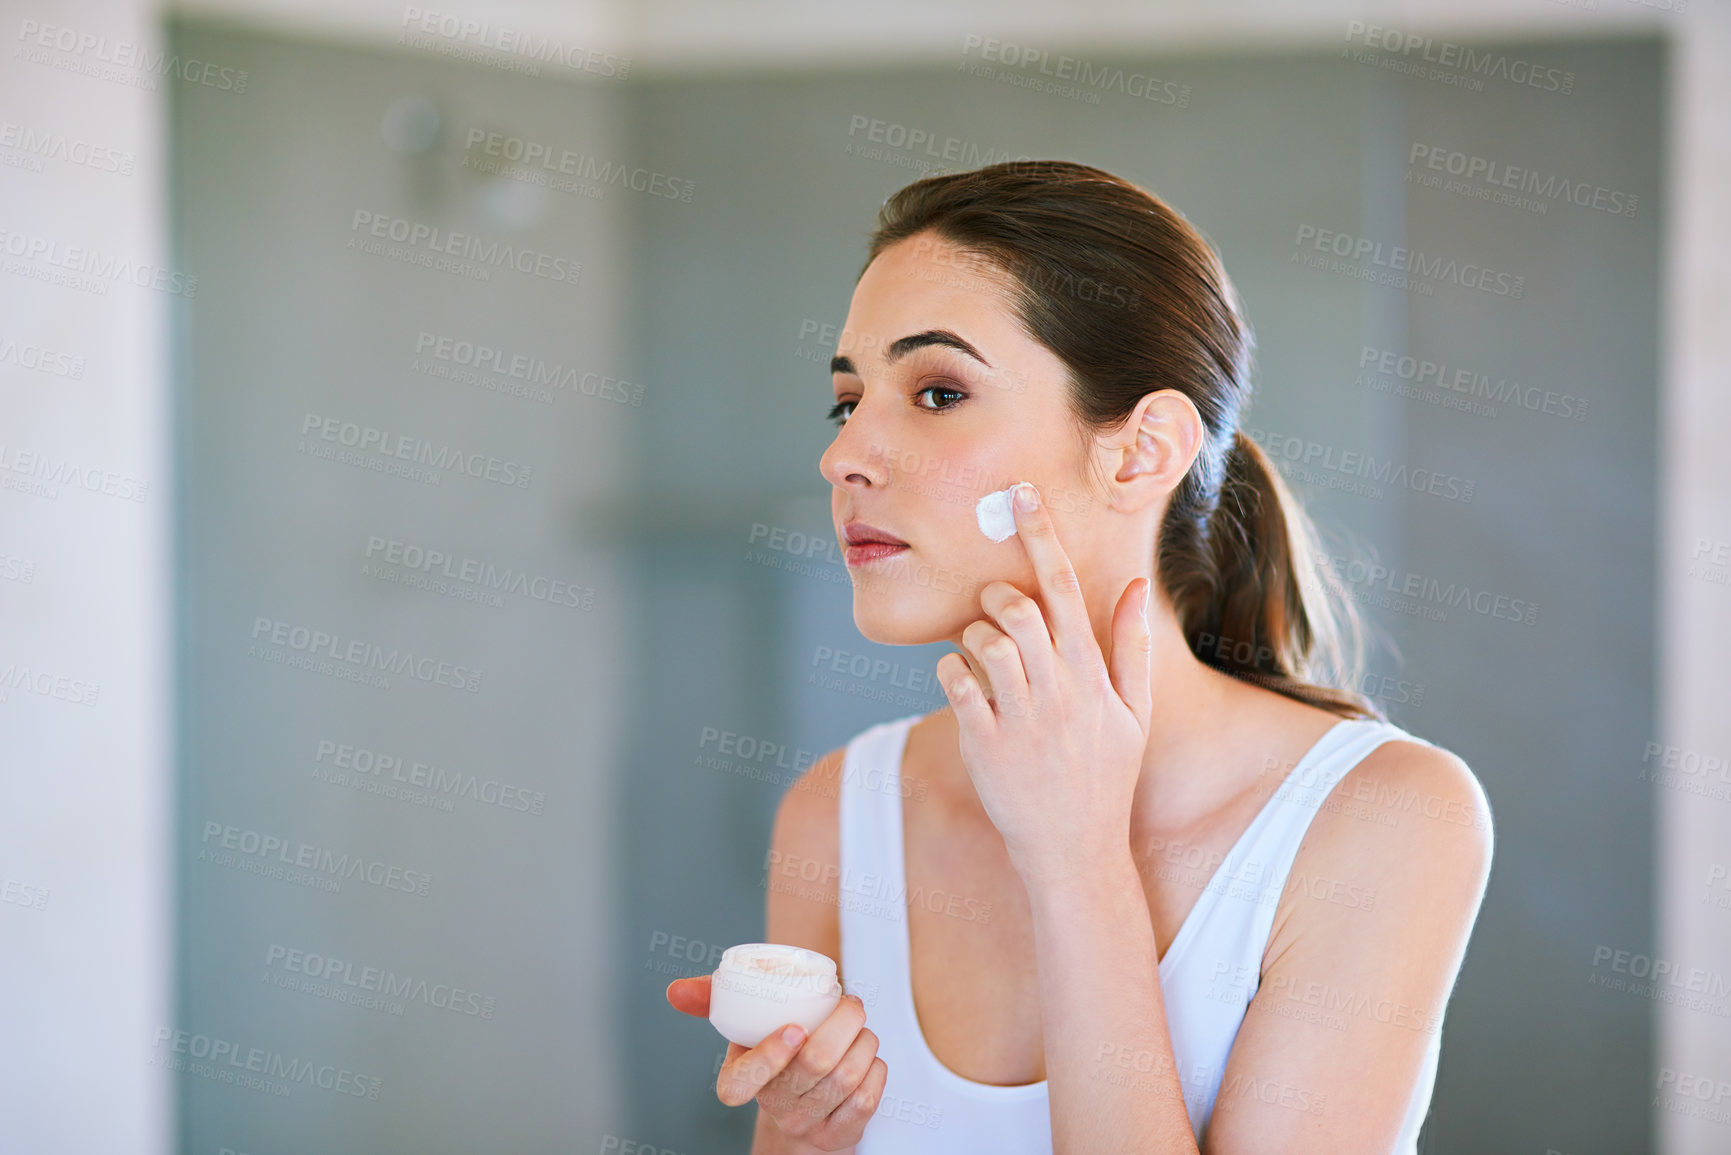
[
  {"xmin": 836, "ymin": 714, "xmax": 923, "ymax": 1014},
  {"xmin": 1229, "ymin": 718, "xmax": 1434, "ymax": 974}
]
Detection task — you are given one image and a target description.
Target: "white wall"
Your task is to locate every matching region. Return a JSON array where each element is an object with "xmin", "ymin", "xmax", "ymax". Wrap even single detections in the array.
[
  {"xmin": 0, "ymin": 0, "xmax": 173, "ymax": 1152},
  {"xmin": 1659, "ymin": 4, "xmax": 1731, "ymax": 1153}
]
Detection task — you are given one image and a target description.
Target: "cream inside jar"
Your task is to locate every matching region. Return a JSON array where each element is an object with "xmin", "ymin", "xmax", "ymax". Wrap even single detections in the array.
[{"xmin": 709, "ymin": 943, "xmax": 842, "ymax": 1048}]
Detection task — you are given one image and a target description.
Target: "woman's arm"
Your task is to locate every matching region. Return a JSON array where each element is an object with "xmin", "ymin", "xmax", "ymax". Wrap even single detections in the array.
[
  {"xmin": 1201, "ymin": 742, "xmax": 1493, "ymax": 1153},
  {"xmin": 1028, "ymin": 741, "xmax": 1491, "ymax": 1153},
  {"xmin": 747, "ymin": 747, "xmax": 878, "ymax": 1155},
  {"xmin": 1027, "ymin": 846, "xmax": 1201, "ymax": 1150}
]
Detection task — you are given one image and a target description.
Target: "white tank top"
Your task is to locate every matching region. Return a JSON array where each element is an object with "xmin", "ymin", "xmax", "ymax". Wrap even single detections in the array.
[{"xmin": 837, "ymin": 712, "xmax": 1444, "ymax": 1152}]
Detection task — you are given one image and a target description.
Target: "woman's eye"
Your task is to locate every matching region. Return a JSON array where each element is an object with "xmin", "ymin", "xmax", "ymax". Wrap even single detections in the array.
[
  {"xmin": 827, "ymin": 385, "xmax": 965, "ymax": 426},
  {"xmin": 915, "ymin": 385, "xmax": 967, "ymax": 411}
]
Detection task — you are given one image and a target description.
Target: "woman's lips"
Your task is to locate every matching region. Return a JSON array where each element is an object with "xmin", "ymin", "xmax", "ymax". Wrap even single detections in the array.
[
  {"xmin": 842, "ymin": 521, "xmax": 909, "ymax": 567},
  {"xmin": 843, "ymin": 541, "xmax": 910, "ymax": 566}
]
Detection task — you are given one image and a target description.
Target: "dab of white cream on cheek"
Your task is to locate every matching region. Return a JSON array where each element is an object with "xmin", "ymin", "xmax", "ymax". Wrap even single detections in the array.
[
  {"xmin": 708, "ymin": 943, "xmax": 842, "ymax": 1047},
  {"xmin": 976, "ymin": 483, "xmax": 1030, "ymax": 543}
]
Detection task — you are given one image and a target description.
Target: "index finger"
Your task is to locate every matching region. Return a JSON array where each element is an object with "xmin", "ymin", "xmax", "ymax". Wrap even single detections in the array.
[{"xmin": 1009, "ymin": 483, "xmax": 1096, "ymax": 667}]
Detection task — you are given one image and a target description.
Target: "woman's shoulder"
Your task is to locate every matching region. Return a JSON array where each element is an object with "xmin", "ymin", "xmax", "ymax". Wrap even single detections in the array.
[
  {"xmin": 771, "ymin": 710, "xmax": 934, "ymax": 839},
  {"xmin": 1274, "ymin": 716, "xmax": 1494, "ymax": 946},
  {"xmin": 1334, "ymin": 718, "xmax": 1493, "ymax": 843},
  {"xmin": 764, "ymin": 710, "xmax": 935, "ymax": 968},
  {"xmin": 764, "ymin": 745, "xmax": 848, "ymax": 964},
  {"xmin": 1254, "ymin": 717, "xmax": 1494, "ymax": 1024}
]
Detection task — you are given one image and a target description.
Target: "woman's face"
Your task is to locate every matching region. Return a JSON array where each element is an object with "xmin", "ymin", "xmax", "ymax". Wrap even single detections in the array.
[{"xmin": 819, "ymin": 231, "xmax": 1112, "ymax": 647}]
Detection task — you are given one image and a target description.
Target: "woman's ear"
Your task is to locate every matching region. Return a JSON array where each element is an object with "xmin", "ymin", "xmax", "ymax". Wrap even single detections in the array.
[{"xmin": 1102, "ymin": 389, "xmax": 1205, "ymax": 512}]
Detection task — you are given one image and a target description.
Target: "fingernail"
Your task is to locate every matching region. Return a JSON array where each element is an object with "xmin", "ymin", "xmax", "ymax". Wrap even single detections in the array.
[
  {"xmin": 1140, "ymin": 580, "xmax": 1151, "ymax": 618},
  {"xmin": 782, "ymin": 1025, "xmax": 805, "ymax": 1047},
  {"xmin": 1014, "ymin": 483, "xmax": 1039, "ymax": 511}
]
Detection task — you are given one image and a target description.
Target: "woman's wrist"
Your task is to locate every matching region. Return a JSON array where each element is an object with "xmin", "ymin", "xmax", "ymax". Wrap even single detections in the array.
[{"xmin": 1020, "ymin": 842, "xmax": 1142, "ymax": 919}]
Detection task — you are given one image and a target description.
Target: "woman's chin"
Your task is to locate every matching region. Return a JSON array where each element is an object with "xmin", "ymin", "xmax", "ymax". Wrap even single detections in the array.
[{"xmin": 849, "ymin": 594, "xmax": 960, "ymax": 648}]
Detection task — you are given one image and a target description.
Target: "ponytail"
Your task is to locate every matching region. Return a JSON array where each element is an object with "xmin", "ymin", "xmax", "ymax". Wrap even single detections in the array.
[{"xmin": 1167, "ymin": 429, "xmax": 1383, "ymax": 721}]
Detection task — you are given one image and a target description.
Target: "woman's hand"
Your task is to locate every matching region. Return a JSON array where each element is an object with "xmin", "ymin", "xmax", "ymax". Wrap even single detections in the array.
[
  {"xmin": 666, "ymin": 975, "xmax": 887, "ymax": 1149},
  {"xmin": 936, "ymin": 482, "xmax": 1154, "ymax": 892}
]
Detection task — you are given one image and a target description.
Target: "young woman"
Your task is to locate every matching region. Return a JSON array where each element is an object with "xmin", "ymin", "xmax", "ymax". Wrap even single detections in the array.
[{"xmin": 667, "ymin": 160, "xmax": 1494, "ymax": 1153}]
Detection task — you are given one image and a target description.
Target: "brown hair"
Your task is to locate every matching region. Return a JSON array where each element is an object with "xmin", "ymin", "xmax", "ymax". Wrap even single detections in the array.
[{"xmin": 863, "ymin": 159, "xmax": 1384, "ymax": 721}]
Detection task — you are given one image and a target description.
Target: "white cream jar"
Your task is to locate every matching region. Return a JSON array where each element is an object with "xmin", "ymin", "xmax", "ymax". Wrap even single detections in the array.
[{"xmin": 708, "ymin": 943, "xmax": 842, "ymax": 1047}]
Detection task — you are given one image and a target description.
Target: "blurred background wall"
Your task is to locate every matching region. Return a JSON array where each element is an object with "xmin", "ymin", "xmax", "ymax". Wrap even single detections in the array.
[{"xmin": 5, "ymin": 2, "xmax": 1730, "ymax": 1154}]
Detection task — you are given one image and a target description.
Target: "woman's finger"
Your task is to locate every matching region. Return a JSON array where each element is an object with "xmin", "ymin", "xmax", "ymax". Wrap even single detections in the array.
[
  {"xmin": 815, "ymin": 1056, "xmax": 889, "ymax": 1142},
  {"xmin": 979, "ymin": 579, "xmax": 1057, "ymax": 696},
  {"xmin": 961, "ymin": 618, "xmax": 1030, "ymax": 717},
  {"xmin": 716, "ymin": 1022, "xmax": 809, "ymax": 1108},
  {"xmin": 936, "ymin": 651, "xmax": 993, "ymax": 733},
  {"xmin": 768, "ymin": 994, "xmax": 867, "ymax": 1103},
  {"xmin": 767, "ymin": 1027, "xmax": 881, "ymax": 1139},
  {"xmin": 1108, "ymin": 578, "xmax": 1154, "ymax": 733},
  {"xmin": 1008, "ymin": 484, "xmax": 1098, "ymax": 671}
]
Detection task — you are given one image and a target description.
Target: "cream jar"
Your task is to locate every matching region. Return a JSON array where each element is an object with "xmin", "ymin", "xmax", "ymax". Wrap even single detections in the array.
[{"xmin": 709, "ymin": 943, "xmax": 842, "ymax": 1047}]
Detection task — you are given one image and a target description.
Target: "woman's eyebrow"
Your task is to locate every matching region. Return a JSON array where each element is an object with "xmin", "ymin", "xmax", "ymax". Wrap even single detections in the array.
[{"xmin": 829, "ymin": 329, "xmax": 993, "ymax": 377}]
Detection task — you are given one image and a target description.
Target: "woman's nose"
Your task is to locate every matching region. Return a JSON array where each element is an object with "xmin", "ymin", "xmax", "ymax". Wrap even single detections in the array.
[{"xmin": 819, "ymin": 412, "xmax": 889, "ymax": 489}]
